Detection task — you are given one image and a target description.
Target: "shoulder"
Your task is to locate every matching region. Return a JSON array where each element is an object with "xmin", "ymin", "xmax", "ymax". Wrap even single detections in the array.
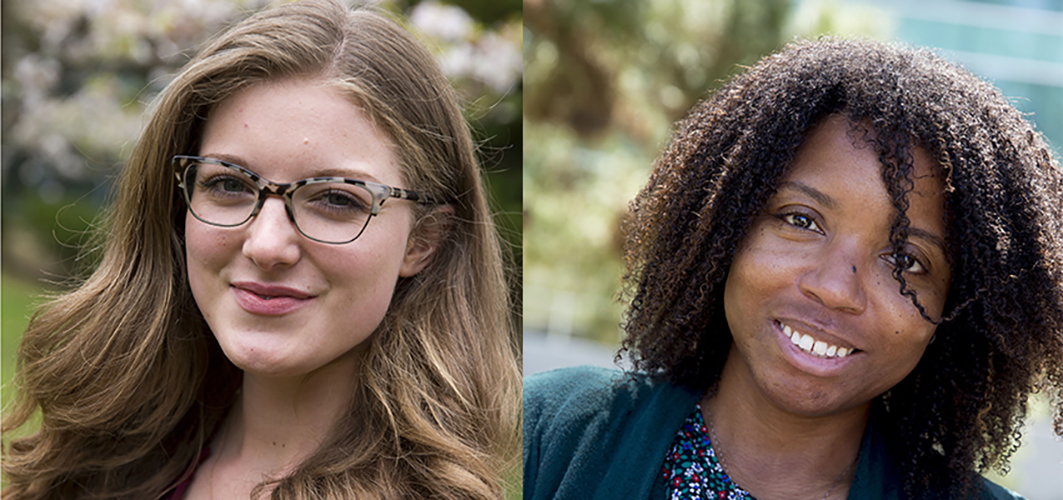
[
  {"xmin": 852, "ymin": 413, "xmax": 1028, "ymax": 500},
  {"xmin": 523, "ymin": 366, "xmax": 701, "ymax": 500},
  {"xmin": 524, "ymin": 366, "xmax": 688, "ymax": 429},
  {"xmin": 524, "ymin": 366, "xmax": 652, "ymax": 409},
  {"xmin": 977, "ymin": 477, "xmax": 1026, "ymax": 500}
]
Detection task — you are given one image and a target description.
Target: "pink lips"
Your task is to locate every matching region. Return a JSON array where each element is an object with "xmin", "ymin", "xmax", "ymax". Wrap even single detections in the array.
[{"xmin": 231, "ymin": 281, "xmax": 314, "ymax": 316}]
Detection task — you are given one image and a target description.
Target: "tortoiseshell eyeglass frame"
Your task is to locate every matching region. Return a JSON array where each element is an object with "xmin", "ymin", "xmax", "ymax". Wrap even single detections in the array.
[{"xmin": 173, "ymin": 155, "xmax": 439, "ymax": 244}]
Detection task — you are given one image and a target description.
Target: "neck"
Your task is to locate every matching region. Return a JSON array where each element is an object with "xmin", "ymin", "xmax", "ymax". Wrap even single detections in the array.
[
  {"xmin": 216, "ymin": 349, "xmax": 362, "ymax": 477},
  {"xmin": 702, "ymin": 344, "xmax": 867, "ymax": 500}
]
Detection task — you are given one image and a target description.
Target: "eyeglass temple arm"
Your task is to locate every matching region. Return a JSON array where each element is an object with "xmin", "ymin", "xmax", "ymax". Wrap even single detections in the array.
[{"xmin": 388, "ymin": 186, "xmax": 444, "ymax": 205}]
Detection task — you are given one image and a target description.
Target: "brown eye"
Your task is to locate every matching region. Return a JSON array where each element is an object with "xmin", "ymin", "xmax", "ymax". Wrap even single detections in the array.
[
  {"xmin": 887, "ymin": 252, "xmax": 927, "ymax": 274},
  {"xmin": 783, "ymin": 213, "xmax": 819, "ymax": 231}
]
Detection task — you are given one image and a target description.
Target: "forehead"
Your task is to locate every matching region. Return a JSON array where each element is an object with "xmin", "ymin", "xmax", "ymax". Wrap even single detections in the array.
[
  {"xmin": 788, "ymin": 115, "xmax": 942, "ymax": 187},
  {"xmin": 198, "ymin": 77, "xmax": 402, "ymax": 186},
  {"xmin": 782, "ymin": 115, "xmax": 947, "ymax": 234}
]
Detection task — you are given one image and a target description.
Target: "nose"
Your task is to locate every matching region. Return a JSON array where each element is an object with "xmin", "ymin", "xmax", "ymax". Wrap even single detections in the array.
[
  {"xmin": 798, "ymin": 240, "xmax": 867, "ymax": 314},
  {"xmin": 242, "ymin": 197, "xmax": 302, "ymax": 270}
]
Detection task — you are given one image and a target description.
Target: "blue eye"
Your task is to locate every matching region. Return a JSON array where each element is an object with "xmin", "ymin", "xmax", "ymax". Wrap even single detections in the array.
[
  {"xmin": 300, "ymin": 186, "xmax": 372, "ymax": 217},
  {"xmin": 219, "ymin": 178, "xmax": 248, "ymax": 193},
  {"xmin": 199, "ymin": 174, "xmax": 254, "ymax": 196},
  {"xmin": 324, "ymin": 192, "xmax": 358, "ymax": 207}
]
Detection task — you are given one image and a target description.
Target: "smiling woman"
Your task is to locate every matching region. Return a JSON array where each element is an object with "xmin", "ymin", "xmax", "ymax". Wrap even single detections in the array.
[
  {"xmin": 523, "ymin": 38, "xmax": 1063, "ymax": 500},
  {"xmin": 1, "ymin": 1, "xmax": 519, "ymax": 499},
  {"xmin": 722, "ymin": 115, "xmax": 951, "ymax": 419},
  {"xmin": 184, "ymin": 79, "xmax": 432, "ymax": 381}
]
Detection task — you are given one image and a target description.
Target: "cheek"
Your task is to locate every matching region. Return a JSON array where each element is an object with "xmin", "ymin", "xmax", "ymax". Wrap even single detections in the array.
[
  {"xmin": 723, "ymin": 250, "xmax": 753, "ymax": 331},
  {"xmin": 185, "ymin": 213, "xmax": 211, "ymax": 288},
  {"xmin": 872, "ymin": 303, "xmax": 938, "ymax": 386},
  {"xmin": 725, "ymin": 236, "xmax": 789, "ymax": 321},
  {"xmin": 184, "ymin": 214, "xmax": 238, "ymax": 308},
  {"xmin": 321, "ymin": 229, "xmax": 410, "ymax": 296},
  {"xmin": 876, "ymin": 277, "xmax": 941, "ymax": 346}
]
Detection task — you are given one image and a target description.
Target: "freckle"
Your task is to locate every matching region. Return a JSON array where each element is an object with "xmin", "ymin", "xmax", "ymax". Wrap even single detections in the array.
[{"xmin": 272, "ymin": 441, "xmax": 277, "ymax": 446}]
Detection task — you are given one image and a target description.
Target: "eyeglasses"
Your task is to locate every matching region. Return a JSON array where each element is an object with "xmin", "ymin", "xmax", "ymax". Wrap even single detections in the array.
[{"xmin": 173, "ymin": 155, "xmax": 438, "ymax": 244}]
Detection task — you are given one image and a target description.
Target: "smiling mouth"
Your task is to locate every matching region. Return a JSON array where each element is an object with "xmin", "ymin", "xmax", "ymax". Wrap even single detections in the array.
[
  {"xmin": 231, "ymin": 281, "xmax": 313, "ymax": 300},
  {"xmin": 778, "ymin": 320, "xmax": 860, "ymax": 359}
]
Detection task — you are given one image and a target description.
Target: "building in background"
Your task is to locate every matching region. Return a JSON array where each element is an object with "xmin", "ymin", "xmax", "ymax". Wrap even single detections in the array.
[
  {"xmin": 523, "ymin": 2, "xmax": 1062, "ymax": 494},
  {"xmin": 854, "ymin": 0, "xmax": 1062, "ymax": 155}
]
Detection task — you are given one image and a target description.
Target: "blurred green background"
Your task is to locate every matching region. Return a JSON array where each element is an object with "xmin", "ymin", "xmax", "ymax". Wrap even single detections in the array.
[
  {"xmin": 1, "ymin": 0, "xmax": 521, "ymax": 396},
  {"xmin": 522, "ymin": 0, "xmax": 1062, "ymax": 496},
  {"xmin": 1, "ymin": 0, "xmax": 522, "ymax": 494},
  {"xmin": 4, "ymin": 0, "xmax": 1063, "ymax": 496},
  {"xmin": 523, "ymin": 0, "xmax": 1063, "ymax": 347}
]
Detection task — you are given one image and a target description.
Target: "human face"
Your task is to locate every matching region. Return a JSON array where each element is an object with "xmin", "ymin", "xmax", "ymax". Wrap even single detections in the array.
[
  {"xmin": 185, "ymin": 77, "xmax": 433, "ymax": 377},
  {"xmin": 722, "ymin": 114, "xmax": 951, "ymax": 416}
]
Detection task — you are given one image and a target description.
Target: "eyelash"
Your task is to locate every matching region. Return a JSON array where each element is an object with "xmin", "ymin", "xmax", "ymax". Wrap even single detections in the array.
[
  {"xmin": 781, "ymin": 212, "xmax": 821, "ymax": 232},
  {"xmin": 780, "ymin": 211, "xmax": 930, "ymax": 275},
  {"xmin": 885, "ymin": 251, "xmax": 928, "ymax": 275}
]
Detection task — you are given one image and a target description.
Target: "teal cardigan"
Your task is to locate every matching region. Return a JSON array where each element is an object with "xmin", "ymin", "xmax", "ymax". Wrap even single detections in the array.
[{"xmin": 523, "ymin": 366, "xmax": 1023, "ymax": 500}]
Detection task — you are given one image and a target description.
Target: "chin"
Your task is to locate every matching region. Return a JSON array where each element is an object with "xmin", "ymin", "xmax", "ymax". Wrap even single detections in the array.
[
  {"xmin": 759, "ymin": 372, "xmax": 864, "ymax": 417},
  {"xmin": 231, "ymin": 358, "xmax": 306, "ymax": 377},
  {"xmin": 225, "ymin": 336, "xmax": 369, "ymax": 380},
  {"xmin": 214, "ymin": 331, "xmax": 306, "ymax": 376}
]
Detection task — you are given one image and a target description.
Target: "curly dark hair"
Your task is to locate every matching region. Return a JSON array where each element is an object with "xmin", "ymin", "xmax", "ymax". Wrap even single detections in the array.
[{"xmin": 620, "ymin": 37, "xmax": 1063, "ymax": 499}]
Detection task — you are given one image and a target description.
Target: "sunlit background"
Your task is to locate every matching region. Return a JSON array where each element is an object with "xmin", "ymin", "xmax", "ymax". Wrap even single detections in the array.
[
  {"xmin": 1, "ymin": 0, "xmax": 521, "ymax": 493},
  {"xmin": 523, "ymin": 0, "xmax": 1063, "ymax": 496},
  {"xmin": 3, "ymin": 0, "xmax": 1062, "ymax": 495}
]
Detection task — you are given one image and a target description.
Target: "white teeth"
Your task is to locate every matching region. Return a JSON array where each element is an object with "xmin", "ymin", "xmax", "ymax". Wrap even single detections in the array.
[{"xmin": 780, "ymin": 322, "xmax": 855, "ymax": 359}]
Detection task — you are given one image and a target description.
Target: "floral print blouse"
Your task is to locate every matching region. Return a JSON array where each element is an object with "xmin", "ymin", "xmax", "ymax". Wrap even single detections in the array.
[{"xmin": 662, "ymin": 404, "xmax": 756, "ymax": 500}]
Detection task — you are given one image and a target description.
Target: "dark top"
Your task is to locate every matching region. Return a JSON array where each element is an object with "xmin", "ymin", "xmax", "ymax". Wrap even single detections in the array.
[
  {"xmin": 164, "ymin": 445, "xmax": 211, "ymax": 500},
  {"xmin": 523, "ymin": 366, "xmax": 1023, "ymax": 500}
]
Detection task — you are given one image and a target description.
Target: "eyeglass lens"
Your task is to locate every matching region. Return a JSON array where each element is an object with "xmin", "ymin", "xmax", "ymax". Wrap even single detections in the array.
[{"xmin": 183, "ymin": 161, "xmax": 375, "ymax": 244}]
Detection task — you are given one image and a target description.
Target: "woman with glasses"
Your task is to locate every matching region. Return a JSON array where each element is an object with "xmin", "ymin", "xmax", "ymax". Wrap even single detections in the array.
[
  {"xmin": 524, "ymin": 38, "xmax": 1063, "ymax": 500},
  {"xmin": 2, "ymin": 1, "xmax": 519, "ymax": 499}
]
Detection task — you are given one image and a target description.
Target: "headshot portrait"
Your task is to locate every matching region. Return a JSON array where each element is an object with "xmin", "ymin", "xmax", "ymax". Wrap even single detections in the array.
[
  {"xmin": 1, "ymin": 0, "xmax": 522, "ymax": 498},
  {"xmin": 523, "ymin": 2, "xmax": 1063, "ymax": 500}
]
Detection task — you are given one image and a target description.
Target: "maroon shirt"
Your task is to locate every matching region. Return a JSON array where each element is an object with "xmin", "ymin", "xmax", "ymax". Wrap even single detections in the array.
[{"xmin": 164, "ymin": 446, "xmax": 211, "ymax": 500}]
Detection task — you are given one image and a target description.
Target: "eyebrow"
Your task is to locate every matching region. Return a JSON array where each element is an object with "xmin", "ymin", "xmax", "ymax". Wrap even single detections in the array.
[
  {"xmin": 776, "ymin": 181, "xmax": 946, "ymax": 251},
  {"xmin": 777, "ymin": 181, "xmax": 838, "ymax": 210},
  {"xmin": 200, "ymin": 152, "xmax": 381, "ymax": 184},
  {"xmin": 904, "ymin": 227, "xmax": 946, "ymax": 253}
]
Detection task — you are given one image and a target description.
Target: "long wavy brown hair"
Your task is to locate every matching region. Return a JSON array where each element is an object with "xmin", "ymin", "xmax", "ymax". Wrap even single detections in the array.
[
  {"xmin": 2, "ymin": 1, "xmax": 520, "ymax": 499},
  {"xmin": 621, "ymin": 38, "xmax": 1063, "ymax": 499}
]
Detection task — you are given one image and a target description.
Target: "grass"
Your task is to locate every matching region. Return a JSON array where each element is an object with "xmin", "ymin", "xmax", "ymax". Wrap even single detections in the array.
[
  {"xmin": 1, "ymin": 273, "xmax": 45, "ymax": 413},
  {"xmin": 2, "ymin": 273, "xmax": 48, "ymax": 488}
]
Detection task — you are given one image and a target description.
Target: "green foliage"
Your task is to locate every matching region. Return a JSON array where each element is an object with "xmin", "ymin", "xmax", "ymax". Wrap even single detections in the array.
[
  {"xmin": 1, "ymin": 274, "xmax": 43, "ymax": 411},
  {"xmin": 523, "ymin": 0, "xmax": 890, "ymax": 345},
  {"xmin": 1, "ymin": 0, "xmax": 522, "ymax": 290}
]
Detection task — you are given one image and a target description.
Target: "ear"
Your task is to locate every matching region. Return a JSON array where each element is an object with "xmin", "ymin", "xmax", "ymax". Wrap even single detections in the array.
[{"xmin": 399, "ymin": 205, "xmax": 453, "ymax": 277}]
